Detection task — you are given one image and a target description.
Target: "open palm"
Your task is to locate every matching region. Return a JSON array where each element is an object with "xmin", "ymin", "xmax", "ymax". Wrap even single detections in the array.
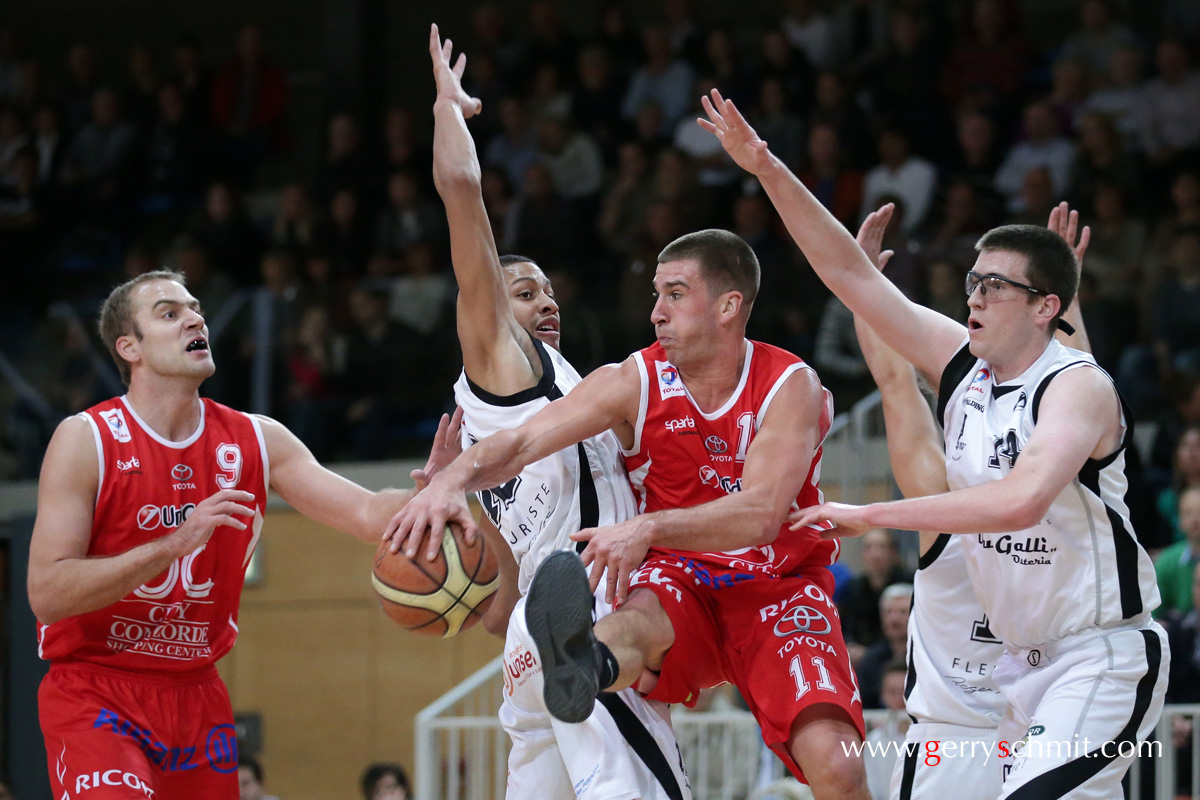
[
  {"xmin": 430, "ymin": 24, "xmax": 482, "ymax": 119},
  {"xmin": 697, "ymin": 89, "xmax": 773, "ymax": 176}
]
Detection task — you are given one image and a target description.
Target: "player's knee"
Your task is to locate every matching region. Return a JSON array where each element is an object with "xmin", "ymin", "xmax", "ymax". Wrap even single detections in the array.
[
  {"xmin": 598, "ymin": 588, "xmax": 674, "ymax": 657},
  {"xmin": 807, "ymin": 753, "xmax": 868, "ymax": 800}
]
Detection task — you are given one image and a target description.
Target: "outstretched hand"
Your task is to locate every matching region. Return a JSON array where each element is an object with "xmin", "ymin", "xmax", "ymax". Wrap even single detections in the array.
[
  {"xmin": 697, "ymin": 89, "xmax": 773, "ymax": 176},
  {"xmin": 411, "ymin": 406, "xmax": 464, "ymax": 490},
  {"xmin": 430, "ymin": 23, "xmax": 482, "ymax": 119},
  {"xmin": 856, "ymin": 204, "xmax": 896, "ymax": 272},
  {"xmin": 1046, "ymin": 201, "xmax": 1090, "ymax": 270},
  {"xmin": 383, "ymin": 473, "xmax": 478, "ymax": 561},
  {"xmin": 786, "ymin": 502, "xmax": 872, "ymax": 538}
]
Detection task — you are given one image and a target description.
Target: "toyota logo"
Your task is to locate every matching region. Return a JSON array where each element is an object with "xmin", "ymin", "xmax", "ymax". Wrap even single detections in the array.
[
  {"xmin": 704, "ymin": 436, "xmax": 728, "ymax": 454},
  {"xmin": 172, "ymin": 464, "xmax": 193, "ymax": 481},
  {"xmin": 773, "ymin": 605, "xmax": 832, "ymax": 637}
]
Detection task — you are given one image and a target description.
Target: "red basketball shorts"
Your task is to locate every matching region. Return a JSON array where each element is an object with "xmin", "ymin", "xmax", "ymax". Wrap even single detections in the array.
[
  {"xmin": 39, "ymin": 662, "xmax": 239, "ymax": 799},
  {"xmin": 629, "ymin": 554, "xmax": 865, "ymax": 781}
]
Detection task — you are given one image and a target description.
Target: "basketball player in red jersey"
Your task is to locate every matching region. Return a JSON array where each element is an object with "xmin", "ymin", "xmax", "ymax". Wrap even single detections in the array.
[
  {"xmin": 28, "ymin": 270, "xmax": 456, "ymax": 799},
  {"xmin": 389, "ymin": 232, "xmax": 870, "ymax": 797}
]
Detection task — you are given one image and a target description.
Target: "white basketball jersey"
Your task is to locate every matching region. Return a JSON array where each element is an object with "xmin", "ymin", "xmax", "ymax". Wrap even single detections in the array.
[
  {"xmin": 454, "ymin": 340, "xmax": 638, "ymax": 594},
  {"xmin": 905, "ymin": 534, "xmax": 1005, "ymax": 727},
  {"xmin": 938, "ymin": 338, "xmax": 1159, "ymax": 648}
]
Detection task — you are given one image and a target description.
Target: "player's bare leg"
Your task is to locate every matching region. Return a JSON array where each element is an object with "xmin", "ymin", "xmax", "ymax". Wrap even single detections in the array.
[
  {"xmin": 788, "ymin": 705, "xmax": 870, "ymax": 800},
  {"xmin": 594, "ymin": 588, "xmax": 673, "ymax": 692}
]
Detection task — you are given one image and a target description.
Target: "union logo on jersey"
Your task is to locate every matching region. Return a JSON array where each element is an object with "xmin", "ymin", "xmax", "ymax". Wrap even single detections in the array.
[
  {"xmin": 655, "ymin": 360, "xmax": 686, "ymax": 400},
  {"xmin": 99, "ymin": 407, "xmax": 132, "ymax": 442}
]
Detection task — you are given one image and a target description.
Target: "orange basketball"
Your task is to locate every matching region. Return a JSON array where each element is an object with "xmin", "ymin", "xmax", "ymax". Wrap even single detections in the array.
[{"xmin": 372, "ymin": 523, "xmax": 499, "ymax": 637}]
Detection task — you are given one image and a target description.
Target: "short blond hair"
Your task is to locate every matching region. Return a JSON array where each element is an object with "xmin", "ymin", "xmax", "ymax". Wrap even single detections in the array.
[{"xmin": 98, "ymin": 270, "xmax": 185, "ymax": 386}]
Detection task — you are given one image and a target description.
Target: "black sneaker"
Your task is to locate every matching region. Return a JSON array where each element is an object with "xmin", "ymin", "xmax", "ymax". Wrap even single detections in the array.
[{"xmin": 525, "ymin": 551, "xmax": 599, "ymax": 723}]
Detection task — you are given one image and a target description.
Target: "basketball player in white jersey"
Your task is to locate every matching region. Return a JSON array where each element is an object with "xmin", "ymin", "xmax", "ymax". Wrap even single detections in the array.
[
  {"xmin": 424, "ymin": 26, "xmax": 690, "ymax": 800},
  {"xmin": 697, "ymin": 88, "xmax": 1167, "ymax": 799},
  {"xmin": 853, "ymin": 204, "xmax": 1093, "ymax": 799}
]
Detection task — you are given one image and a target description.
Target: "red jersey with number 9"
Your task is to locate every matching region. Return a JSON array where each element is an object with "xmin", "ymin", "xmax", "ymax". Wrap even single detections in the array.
[
  {"xmin": 623, "ymin": 340, "xmax": 838, "ymax": 576},
  {"xmin": 37, "ymin": 396, "xmax": 268, "ymax": 673}
]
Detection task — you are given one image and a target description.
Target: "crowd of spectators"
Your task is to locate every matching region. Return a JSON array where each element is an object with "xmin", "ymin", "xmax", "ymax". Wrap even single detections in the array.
[{"xmin": 2, "ymin": 1, "xmax": 1199, "ymax": 472}]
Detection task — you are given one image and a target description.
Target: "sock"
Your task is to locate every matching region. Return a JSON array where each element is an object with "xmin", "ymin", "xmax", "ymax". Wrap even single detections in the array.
[{"xmin": 596, "ymin": 641, "xmax": 620, "ymax": 692}]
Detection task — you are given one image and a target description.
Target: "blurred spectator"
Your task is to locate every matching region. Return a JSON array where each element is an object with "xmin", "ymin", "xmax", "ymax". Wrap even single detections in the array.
[
  {"xmin": 838, "ymin": 529, "xmax": 913, "ymax": 655},
  {"xmin": 269, "ymin": 183, "xmax": 320, "ymax": 259},
  {"xmin": 925, "ymin": 180, "xmax": 992, "ymax": 267},
  {"xmin": 374, "ymin": 171, "xmax": 444, "ymax": 258},
  {"xmin": 811, "ymin": 71, "xmax": 873, "ymax": 169},
  {"xmin": 942, "ymin": 110, "xmax": 1003, "ymax": 206},
  {"xmin": 649, "ymin": 146, "xmax": 710, "ymax": 231},
  {"xmin": 864, "ymin": 660, "xmax": 910, "ymax": 800},
  {"xmin": 0, "ymin": 106, "xmax": 29, "ymax": 184},
  {"xmin": 1140, "ymin": 38, "xmax": 1200, "ymax": 167},
  {"xmin": 859, "ymin": 8, "xmax": 947, "ymax": 147},
  {"xmin": 360, "ymin": 762, "xmax": 411, "ymax": 800},
  {"xmin": 941, "ymin": 0, "xmax": 1030, "ymax": 116},
  {"xmin": 1081, "ymin": 182, "xmax": 1145, "ymax": 314},
  {"xmin": 597, "ymin": 3, "xmax": 642, "ymax": 81},
  {"xmin": 1059, "ymin": 0, "xmax": 1138, "ymax": 86},
  {"xmin": 1045, "ymin": 57, "xmax": 1090, "ymax": 136},
  {"xmin": 30, "ymin": 105, "xmax": 64, "ymax": 184},
  {"xmin": 598, "ymin": 140, "xmax": 654, "ymax": 257},
  {"xmin": 484, "ymin": 96, "xmax": 539, "ymax": 194},
  {"xmin": 189, "ymin": 181, "xmax": 262, "ymax": 281},
  {"xmin": 237, "ymin": 756, "xmax": 280, "ymax": 800},
  {"xmin": 387, "ymin": 240, "xmax": 451, "ymax": 336},
  {"xmin": 314, "ymin": 112, "xmax": 373, "ymax": 207},
  {"xmin": 1159, "ymin": 426, "xmax": 1200, "ymax": 544},
  {"xmin": 814, "ymin": 296, "xmax": 871, "ymax": 402},
  {"xmin": 470, "ymin": 4, "xmax": 524, "ymax": 85},
  {"xmin": 284, "ymin": 304, "xmax": 344, "ymax": 460},
  {"xmin": 380, "ymin": 108, "xmax": 432, "ymax": 187},
  {"xmin": 1156, "ymin": 486, "xmax": 1200, "ymax": 618},
  {"xmin": 860, "ymin": 126, "xmax": 937, "ymax": 233},
  {"xmin": 994, "ymin": 100, "xmax": 1076, "ymax": 213},
  {"xmin": 1163, "ymin": 560, "xmax": 1200, "ymax": 795},
  {"xmin": 751, "ymin": 77, "xmax": 804, "ymax": 172},
  {"xmin": 503, "ymin": 162, "xmax": 581, "ymax": 269},
  {"xmin": 173, "ymin": 242, "xmax": 234, "ymax": 322},
  {"xmin": 527, "ymin": 63, "xmax": 571, "ymax": 121},
  {"xmin": 536, "ymin": 114, "xmax": 605, "ymax": 201},
  {"xmin": 318, "ymin": 189, "xmax": 371, "ymax": 278},
  {"xmin": 925, "ymin": 259, "xmax": 970, "ymax": 325},
  {"xmin": 124, "ymin": 44, "xmax": 162, "ymax": 133},
  {"xmin": 1007, "ymin": 165, "xmax": 1057, "ymax": 226},
  {"xmin": 856, "ymin": 582, "xmax": 913, "ymax": 709},
  {"xmin": 621, "ymin": 26, "xmax": 695, "ymax": 136},
  {"xmin": 1080, "ymin": 45, "xmax": 1147, "ymax": 150},
  {"xmin": 172, "ymin": 34, "xmax": 213, "ymax": 127},
  {"xmin": 781, "ymin": 0, "xmax": 836, "ymax": 71},
  {"xmin": 1067, "ymin": 110, "xmax": 1142, "ymax": 213},
  {"xmin": 753, "ymin": 29, "xmax": 816, "ymax": 114},
  {"xmin": 1152, "ymin": 230, "xmax": 1200, "ymax": 377},
  {"xmin": 699, "ymin": 30, "xmax": 745, "ymax": 103},
  {"xmin": 0, "ymin": 29, "xmax": 20, "ymax": 101},
  {"xmin": 525, "ymin": 1, "xmax": 578, "ymax": 81},
  {"xmin": 616, "ymin": 198, "xmax": 685, "ymax": 352},
  {"xmin": 480, "ymin": 165, "xmax": 514, "ymax": 249},
  {"xmin": 61, "ymin": 88, "xmax": 138, "ymax": 214},
  {"xmin": 662, "ymin": 0, "xmax": 703, "ymax": 63},
  {"xmin": 0, "ymin": 146, "xmax": 51, "ymax": 284},
  {"xmin": 1150, "ymin": 375, "xmax": 1200, "ymax": 484},
  {"xmin": 1149, "ymin": 172, "xmax": 1200, "ymax": 268},
  {"xmin": 139, "ymin": 82, "xmax": 206, "ymax": 216},
  {"xmin": 571, "ymin": 45, "xmax": 627, "ymax": 158},
  {"xmin": 460, "ymin": 50, "xmax": 506, "ymax": 144},
  {"xmin": 60, "ymin": 43, "xmax": 99, "ymax": 134},
  {"xmin": 672, "ymin": 79, "xmax": 738, "ymax": 195},
  {"xmin": 798, "ymin": 120, "xmax": 863, "ymax": 228},
  {"xmin": 211, "ymin": 24, "xmax": 288, "ymax": 181}
]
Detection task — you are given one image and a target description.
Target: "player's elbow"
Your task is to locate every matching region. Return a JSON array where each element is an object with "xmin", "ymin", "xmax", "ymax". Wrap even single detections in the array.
[
  {"xmin": 27, "ymin": 579, "xmax": 65, "ymax": 626},
  {"xmin": 1006, "ymin": 493, "xmax": 1052, "ymax": 531}
]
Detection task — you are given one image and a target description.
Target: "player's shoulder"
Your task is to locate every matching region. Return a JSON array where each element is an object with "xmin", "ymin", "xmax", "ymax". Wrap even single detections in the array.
[{"xmin": 43, "ymin": 414, "xmax": 100, "ymax": 485}]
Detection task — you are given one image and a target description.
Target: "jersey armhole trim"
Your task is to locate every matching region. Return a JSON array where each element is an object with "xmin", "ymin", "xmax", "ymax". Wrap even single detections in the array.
[
  {"xmin": 755, "ymin": 362, "xmax": 806, "ymax": 429},
  {"xmin": 1031, "ymin": 361, "xmax": 1132, "ymax": 466},
  {"xmin": 248, "ymin": 414, "xmax": 270, "ymax": 497},
  {"xmin": 79, "ymin": 411, "xmax": 104, "ymax": 508},
  {"xmin": 622, "ymin": 351, "xmax": 650, "ymax": 457},
  {"xmin": 463, "ymin": 335, "xmax": 557, "ymax": 407},
  {"xmin": 936, "ymin": 339, "xmax": 975, "ymax": 427},
  {"xmin": 917, "ymin": 534, "xmax": 951, "ymax": 570}
]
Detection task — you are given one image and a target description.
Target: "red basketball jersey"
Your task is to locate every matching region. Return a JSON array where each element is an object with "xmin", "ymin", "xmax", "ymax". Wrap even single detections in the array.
[
  {"xmin": 623, "ymin": 340, "xmax": 838, "ymax": 576},
  {"xmin": 37, "ymin": 396, "xmax": 268, "ymax": 673}
]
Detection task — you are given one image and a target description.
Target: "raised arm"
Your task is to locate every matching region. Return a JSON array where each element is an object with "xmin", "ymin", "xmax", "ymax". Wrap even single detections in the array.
[
  {"xmin": 698, "ymin": 89, "xmax": 966, "ymax": 380},
  {"xmin": 577, "ymin": 368, "xmax": 829, "ymax": 603},
  {"xmin": 385, "ymin": 358, "xmax": 642, "ymax": 560},
  {"xmin": 28, "ymin": 417, "xmax": 255, "ymax": 624},
  {"xmin": 429, "ymin": 24, "xmax": 538, "ymax": 395},
  {"xmin": 1046, "ymin": 201, "xmax": 1092, "ymax": 353}
]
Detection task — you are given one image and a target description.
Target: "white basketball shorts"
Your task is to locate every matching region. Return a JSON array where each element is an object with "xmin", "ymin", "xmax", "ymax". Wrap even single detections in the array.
[
  {"xmin": 501, "ymin": 593, "xmax": 692, "ymax": 800},
  {"xmin": 890, "ymin": 722, "xmax": 1001, "ymax": 800}
]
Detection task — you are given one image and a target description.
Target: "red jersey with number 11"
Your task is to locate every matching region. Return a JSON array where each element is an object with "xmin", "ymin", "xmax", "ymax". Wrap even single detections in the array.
[
  {"xmin": 37, "ymin": 396, "xmax": 268, "ymax": 673},
  {"xmin": 623, "ymin": 340, "xmax": 837, "ymax": 576}
]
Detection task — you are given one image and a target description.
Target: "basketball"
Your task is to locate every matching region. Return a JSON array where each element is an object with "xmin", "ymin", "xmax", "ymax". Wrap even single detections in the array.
[{"xmin": 372, "ymin": 523, "xmax": 500, "ymax": 637}]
